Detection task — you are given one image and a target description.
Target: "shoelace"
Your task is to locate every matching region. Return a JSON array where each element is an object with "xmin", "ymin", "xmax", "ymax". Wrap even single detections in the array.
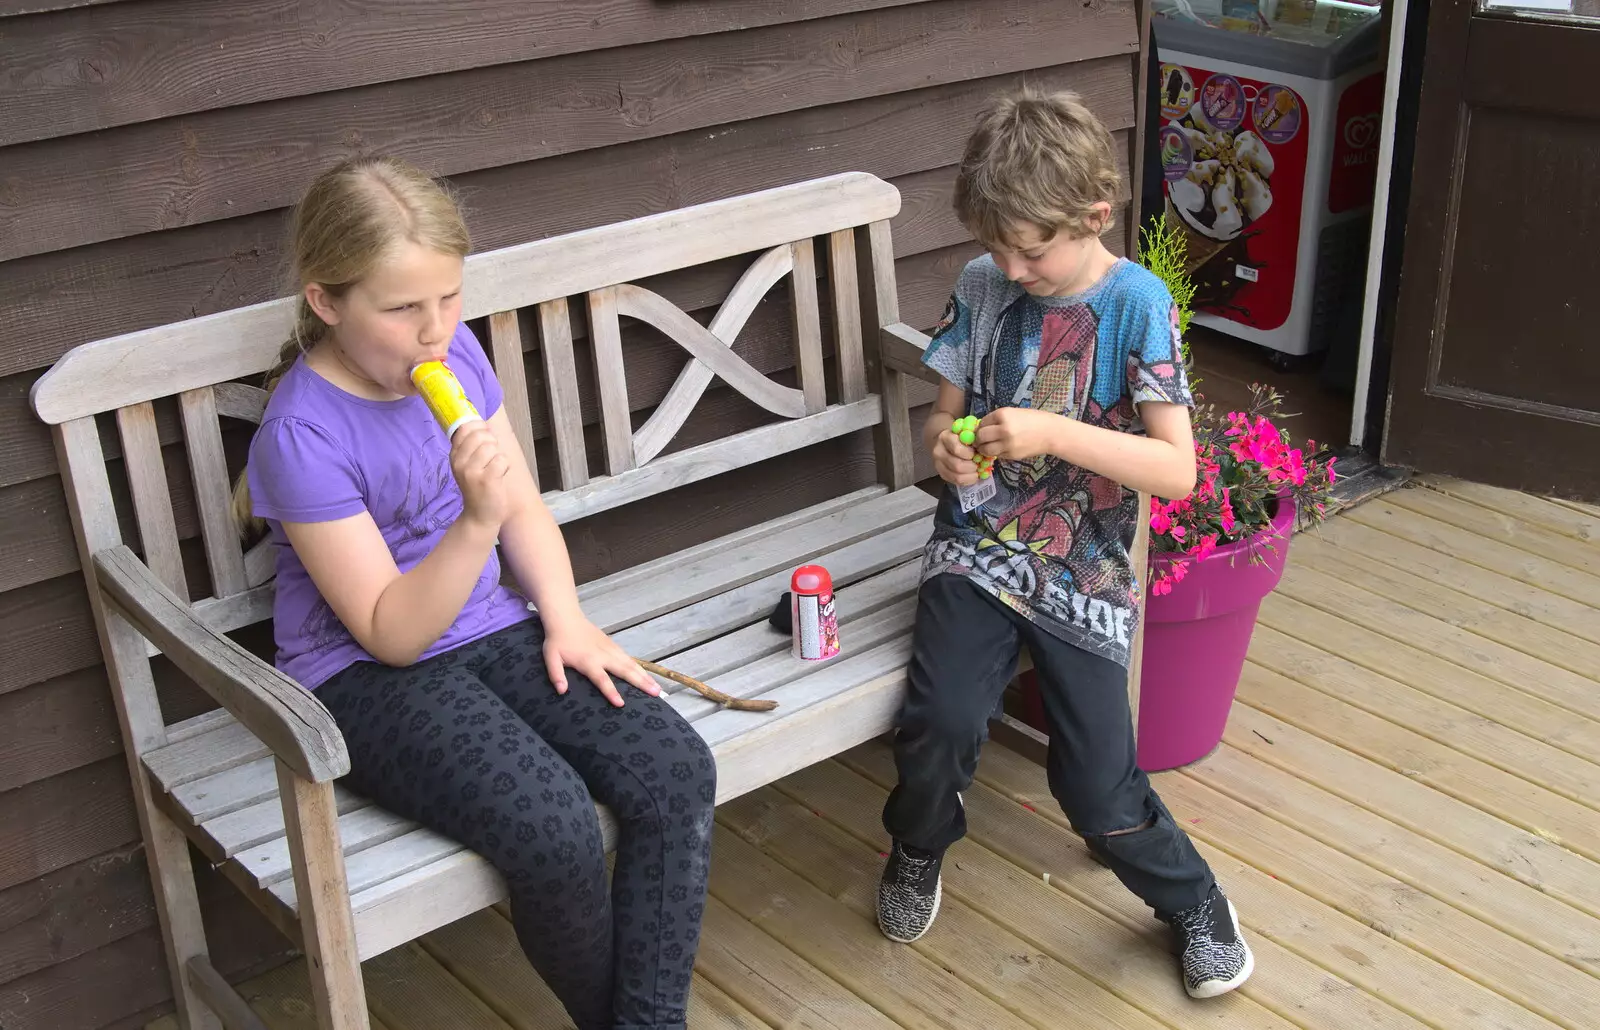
[
  {"xmin": 896, "ymin": 849, "xmax": 937, "ymax": 887},
  {"xmin": 1174, "ymin": 901, "xmax": 1216, "ymax": 942}
]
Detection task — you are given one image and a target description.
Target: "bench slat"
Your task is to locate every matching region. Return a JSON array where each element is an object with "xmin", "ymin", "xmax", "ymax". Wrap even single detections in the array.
[
  {"xmin": 146, "ymin": 718, "xmax": 268, "ymax": 791},
  {"xmin": 657, "ymin": 559, "xmax": 920, "ymax": 684},
  {"xmin": 202, "ymin": 787, "xmax": 370, "ymax": 861},
  {"xmin": 583, "ymin": 485, "xmax": 932, "ymax": 633},
  {"xmin": 575, "ymin": 484, "xmax": 885, "ymax": 604},
  {"xmin": 239, "ymin": 804, "xmax": 422, "ymax": 891},
  {"xmin": 608, "ymin": 516, "xmax": 930, "ymax": 660},
  {"xmin": 30, "ymin": 173, "xmax": 900, "ymax": 427},
  {"xmin": 180, "ymin": 387, "xmax": 250, "ymax": 598},
  {"xmin": 189, "ymin": 559, "xmax": 920, "ymax": 863},
  {"xmin": 542, "ymin": 398, "xmax": 883, "ymax": 525},
  {"xmin": 673, "ymin": 596, "xmax": 916, "ymax": 723}
]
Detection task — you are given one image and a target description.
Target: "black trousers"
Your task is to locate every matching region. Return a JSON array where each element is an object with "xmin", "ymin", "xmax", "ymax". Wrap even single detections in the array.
[
  {"xmin": 882, "ymin": 575, "xmax": 1215, "ymax": 917},
  {"xmin": 317, "ymin": 619, "xmax": 716, "ymax": 1030}
]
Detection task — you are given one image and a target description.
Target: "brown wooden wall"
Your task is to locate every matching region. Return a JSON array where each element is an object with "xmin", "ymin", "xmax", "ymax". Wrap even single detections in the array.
[{"xmin": 0, "ymin": 1, "xmax": 1144, "ymax": 1026}]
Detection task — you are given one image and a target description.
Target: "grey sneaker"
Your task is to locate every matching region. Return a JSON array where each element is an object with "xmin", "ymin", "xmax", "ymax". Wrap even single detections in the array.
[
  {"xmin": 876, "ymin": 841, "xmax": 943, "ymax": 943},
  {"xmin": 1169, "ymin": 885, "xmax": 1254, "ymax": 998}
]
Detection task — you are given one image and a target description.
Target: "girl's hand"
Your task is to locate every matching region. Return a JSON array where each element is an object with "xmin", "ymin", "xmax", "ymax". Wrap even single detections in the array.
[
  {"xmin": 450, "ymin": 421, "xmax": 512, "ymax": 530},
  {"xmin": 542, "ymin": 615, "xmax": 662, "ymax": 707},
  {"xmin": 976, "ymin": 408, "xmax": 1065, "ymax": 462},
  {"xmin": 931, "ymin": 428, "xmax": 982, "ymax": 487}
]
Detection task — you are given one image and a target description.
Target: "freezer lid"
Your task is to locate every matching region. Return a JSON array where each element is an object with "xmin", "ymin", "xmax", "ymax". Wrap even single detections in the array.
[{"xmin": 1152, "ymin": 0, "xmax": 1385, "ymax": 78}]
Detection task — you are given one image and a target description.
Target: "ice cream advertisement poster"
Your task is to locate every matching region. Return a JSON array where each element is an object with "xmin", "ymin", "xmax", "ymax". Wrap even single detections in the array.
[{"xmin": 1158, "ymin": 64, "xmax": 1310, "ymax": 332}]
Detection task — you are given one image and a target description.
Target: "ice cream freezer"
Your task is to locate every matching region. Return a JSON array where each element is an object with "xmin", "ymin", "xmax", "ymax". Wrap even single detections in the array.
[{"xmin": 1152, "ymin": 0, "xmax": 1387, "ymax": 365}]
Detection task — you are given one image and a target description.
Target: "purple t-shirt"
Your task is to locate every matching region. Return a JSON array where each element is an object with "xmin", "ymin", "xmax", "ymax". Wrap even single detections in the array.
[{"xmin": 248, "ymin": 322, "xmax": 532, "ymax": 689}]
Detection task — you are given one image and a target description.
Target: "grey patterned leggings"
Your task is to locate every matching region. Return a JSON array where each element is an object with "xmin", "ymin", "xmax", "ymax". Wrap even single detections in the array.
[{"xmin": 316, "ymin": 618, "xmax": 717, "ymax": 1030}]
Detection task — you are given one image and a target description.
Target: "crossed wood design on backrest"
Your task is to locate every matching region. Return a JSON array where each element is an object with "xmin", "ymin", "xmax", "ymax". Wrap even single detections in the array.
[{"xmin": 535, "ymin": 237, "xmax": 841, "ymax": 493}]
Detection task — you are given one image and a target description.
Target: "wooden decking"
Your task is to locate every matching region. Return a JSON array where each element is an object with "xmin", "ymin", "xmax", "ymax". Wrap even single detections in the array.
[{"xmin": 151, "ymin": 478, "xmax": 1600, "ymax": 1030}]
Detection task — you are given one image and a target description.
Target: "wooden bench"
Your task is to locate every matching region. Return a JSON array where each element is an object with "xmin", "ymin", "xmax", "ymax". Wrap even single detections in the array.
[
  {"xmin": 31, "ymin": 172, "xmax": 1148, "ymax": 1029},
  {"xmin": 26, "ymin": 172, "xmax": 939, "ymax": 1030}
]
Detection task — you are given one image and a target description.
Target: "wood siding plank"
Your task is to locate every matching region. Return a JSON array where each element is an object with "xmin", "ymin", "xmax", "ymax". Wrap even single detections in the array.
[
  {"xmin": 0, "ymin": 0, "xmax": 946, "ymax": 147},
  {"xmin": 1, "ymin": 66, "xmax": 1131, "ymax": 380},
  {"xmin": 2, "ymin": 0, "xmax": 1134, "ymax": 255}
]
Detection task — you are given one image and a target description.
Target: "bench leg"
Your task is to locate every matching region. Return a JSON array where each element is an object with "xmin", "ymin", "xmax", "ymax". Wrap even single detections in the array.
[
  {"xmin": 278, "ymin": 762, "xmax": 371, "ymax": 1030},
  {"xmin": 141, "ymin": 783, "xmax": 227, "ymax": 1030}
]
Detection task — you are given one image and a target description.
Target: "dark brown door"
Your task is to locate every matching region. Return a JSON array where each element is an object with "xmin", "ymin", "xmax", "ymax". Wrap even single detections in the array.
[{"xmin": 1384, "ymin": 0, "xmax": 1600, "ymax": 502}]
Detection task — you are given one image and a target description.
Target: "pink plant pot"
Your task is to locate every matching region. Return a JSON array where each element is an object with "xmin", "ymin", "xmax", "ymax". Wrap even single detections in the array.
[{"xmin": 1135, "ymin": 492, "xmax": 1298, "ymax": 772}]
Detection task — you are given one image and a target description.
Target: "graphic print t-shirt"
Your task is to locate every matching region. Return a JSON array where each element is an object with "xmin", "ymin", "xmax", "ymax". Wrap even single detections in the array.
[
  {"xmin": 247, "ymin": 323, "xmax": 532, "ymax": 690},
  {"xmin": 920, "ymin": 256, "xmax": 1193, "ymax": 669}
]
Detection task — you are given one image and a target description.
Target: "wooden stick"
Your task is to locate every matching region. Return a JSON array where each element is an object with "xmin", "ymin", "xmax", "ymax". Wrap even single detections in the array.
[{"xmin": 634, "ymin": 658, "xmax": 778, "ymax": 712}]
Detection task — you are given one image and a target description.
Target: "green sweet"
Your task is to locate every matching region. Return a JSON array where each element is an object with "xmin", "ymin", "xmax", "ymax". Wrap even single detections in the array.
[{"xmin": 958, "ymin": 429, "xmax": 976, "ymax": 445}]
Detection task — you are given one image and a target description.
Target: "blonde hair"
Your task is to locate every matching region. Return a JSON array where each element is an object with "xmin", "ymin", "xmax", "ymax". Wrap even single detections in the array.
[
  {"xmin": 230, "ymin": 155, "xmax": 471, "ymax": 536},
  {"xmin": 953, "ymin": 85, "xmax": 1121, "ymax": 248}
]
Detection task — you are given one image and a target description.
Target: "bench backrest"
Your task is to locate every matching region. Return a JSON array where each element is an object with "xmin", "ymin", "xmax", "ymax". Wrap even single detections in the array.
[{"xmin": 31, "ymin": 172, "xmax": 904, "ymax": 640}]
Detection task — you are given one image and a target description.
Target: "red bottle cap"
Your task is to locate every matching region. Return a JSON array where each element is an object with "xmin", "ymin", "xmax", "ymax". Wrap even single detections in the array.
[{"xmin": 791, "ymin": 564, "xmax": 832, "ymax": 595}]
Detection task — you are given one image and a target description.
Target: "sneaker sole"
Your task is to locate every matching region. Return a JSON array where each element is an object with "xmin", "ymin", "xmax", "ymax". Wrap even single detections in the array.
[
  {"xmin": 1187, "ymin": 900, "xmax": 1255, "ymax": 1000},
  {"xmin": 879, "ymin": 875, "xmax": 942, "ymax": 944}
]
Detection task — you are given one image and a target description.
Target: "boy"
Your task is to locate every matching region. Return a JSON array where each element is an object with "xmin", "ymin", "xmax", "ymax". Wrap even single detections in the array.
[{"xmin": 874, "ymin": 86, "xmax": 1254, "ymax": 999}]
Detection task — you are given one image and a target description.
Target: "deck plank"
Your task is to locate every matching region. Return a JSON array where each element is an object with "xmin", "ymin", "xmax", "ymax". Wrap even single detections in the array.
[
  {"xmin": 1314, "ymin": 515, "xmax": 1600, "ymax": 645},
  {"xmin": 1254, "ymin": 595, "xmax": 1600, "ymax": 769},
  {"xmin": 1292, "ymin": 534, "xmax": 1600, "ymax": 686},
  {"xmin": 966, "ymin": 745, "xmax": 1569, "ymax": 1030},
  {"xmin": 1220, "ymin": 703, "xmax": 1600, "ymax": 920},
  {"xmin": 1245, "ymin": 621, "xmax": 1600, "ymax": 804},
  {"xmin": 1383, "ymin": 486, "xmax": 1600, "ymax": 578},
  {"xmin": 695, "ymin": 895, "xmax": 903, "ymax": 1030},
  {"xmin": 709, "ymin": 824, "xmax": 1037, "ymax": 1030},
  {"xmin": 1417, "ymin": 476, "xmax": 1600, "ymax": 544},
  {"xmin": 1344, "ymin": 499, "xmax": 1600, "ymax": 608},
  {"xmin": 364, "ymin": 942, "xmax": 514, "ymax": 1030},
  {"xmin": 719, "ymin": 784, "xmax": 1186, "ymax": 1030},
  {"xmin": 1185, "ymin": 744, "xmax": 1600, "ymax": 978},
  {"xmin": 1152, "ymin": 770, "xmax": 1600, "ymax": 1024},
  {"xmin": 1235, "ymin": 663, "xmax": 1600, "ymax": 862},
  {"xmin": 841, "ymin": 744, "xmax": 1433, "ymax": 1030},
  {"xmin": 1270, "ymin": 564, "xmax": 1600, "ymax": 723}
]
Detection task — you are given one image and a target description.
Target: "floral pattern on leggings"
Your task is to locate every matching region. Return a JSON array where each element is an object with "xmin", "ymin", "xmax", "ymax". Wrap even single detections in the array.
[{"xmin": 316, "ymin": 619, "xmax": 716, "ymax": 1030}]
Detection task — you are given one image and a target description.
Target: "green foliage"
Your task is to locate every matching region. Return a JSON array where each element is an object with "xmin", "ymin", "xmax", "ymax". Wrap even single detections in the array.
[{"xmin": 1137, "ymin": 218, "xmax": 1198, "ymax": 369}]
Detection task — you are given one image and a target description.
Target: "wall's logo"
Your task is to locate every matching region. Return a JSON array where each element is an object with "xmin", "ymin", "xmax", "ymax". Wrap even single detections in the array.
[{"xmin": 1343, "ymin": 113, "xmax": 1380, "ymax": 151}]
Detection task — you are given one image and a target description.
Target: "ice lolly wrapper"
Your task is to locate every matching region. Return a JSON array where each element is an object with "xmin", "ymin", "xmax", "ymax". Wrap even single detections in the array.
[{"xmin": 410, "ymin": 360, "xmax": 482, "ymax": 438}]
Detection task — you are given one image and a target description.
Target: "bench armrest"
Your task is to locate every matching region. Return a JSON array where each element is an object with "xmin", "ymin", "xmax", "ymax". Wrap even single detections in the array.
[
  {"xmin": 878, "ymin": 323, "xmax": 944, "ymax": 387},
  {"xmin": 95, "ymin": 545, "xmax": 350, "ymax": 783}
]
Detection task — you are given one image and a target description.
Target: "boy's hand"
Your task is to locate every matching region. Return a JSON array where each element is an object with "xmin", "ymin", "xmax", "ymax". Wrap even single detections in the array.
[
  {"xmin": 931, "ymin": 427, "xmax": 982, "ymax": 486},
  {"xmin": 976, "ymin": 408, "xmax": 1065, "ymax": 462}
]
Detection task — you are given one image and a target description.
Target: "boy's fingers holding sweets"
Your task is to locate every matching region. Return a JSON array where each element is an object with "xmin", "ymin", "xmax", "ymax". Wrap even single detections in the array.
[
  {"xmin": 977, "ymin": 407, "xmax": 1059, "ymax": 462},
  {"xmin": 933, "ymin": 430, "xmax": 980, "ymax": 486}
]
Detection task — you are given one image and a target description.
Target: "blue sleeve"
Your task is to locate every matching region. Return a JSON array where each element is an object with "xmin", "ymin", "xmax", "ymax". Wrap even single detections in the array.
[
  {"xmin": 247, "ymin": 417, "xmax": 367, "ymax": 523},
  {"xmin": 1124, "ymin": 286, "xmax": 1195, "ymax": 409},
  {"xmin": 921, "ymin": 277, "xmax": 980, "ymax": 392},
  {"xmin": 445, "ymin": 321, "xmax": 505, "ymax": 421}
]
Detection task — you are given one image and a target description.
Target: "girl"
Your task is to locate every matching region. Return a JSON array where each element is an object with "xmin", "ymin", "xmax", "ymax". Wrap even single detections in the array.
[{"xmin": 232, "ymin": 155, "xmax": 716, "ymax": 1030}]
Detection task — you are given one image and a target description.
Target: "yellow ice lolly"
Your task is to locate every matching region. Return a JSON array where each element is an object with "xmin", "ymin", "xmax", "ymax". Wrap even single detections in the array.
[{"xmin": 410, "ymin": 360, "xmax": 482, "ymax": 438}]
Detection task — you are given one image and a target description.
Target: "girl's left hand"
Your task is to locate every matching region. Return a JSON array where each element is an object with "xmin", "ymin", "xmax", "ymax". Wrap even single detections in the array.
[
  {"xmin": 976, "ymin": 407, "xmax": 1066, "ymax": 462},
  {"xmin": 542, "ymin": 616, "xmax": 662, "ymax": 707}
]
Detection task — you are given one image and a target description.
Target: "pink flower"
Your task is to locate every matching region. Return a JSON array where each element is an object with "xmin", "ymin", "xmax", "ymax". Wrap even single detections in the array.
[
  {"xmin": 1220, "ymin": 489, "xmax": 1237, "ymax": 534},
  {"xmin": 1170, "ymin": 560, "xmax": 1190, "ymax": 583},
  {"xmin": 1190, "ymin": 533, "xmax": 1220, "ymax": 561},
  {"xmin": 1170, "ymin": 525, "xmax": 1187, "ymax": 543},
  {"xmin": 1151, "ymin": 577, "xmax": 1173, "ymax": 596},
  {"xmin": 1150, "ymin": 509, "xmax": 1173, "ymax": 534},
  {"xmin": 1325, "ymin": 456, "xmax": 1338, "ymax": 485}
]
